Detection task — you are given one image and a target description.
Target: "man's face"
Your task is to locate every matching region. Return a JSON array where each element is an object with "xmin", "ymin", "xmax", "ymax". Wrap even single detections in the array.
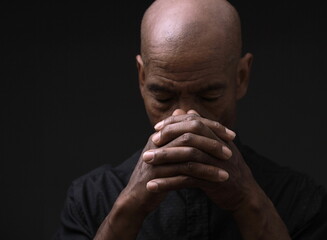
[{"xmin": 137, "ymin": 48, "xmax": 247, "ymax": 129}]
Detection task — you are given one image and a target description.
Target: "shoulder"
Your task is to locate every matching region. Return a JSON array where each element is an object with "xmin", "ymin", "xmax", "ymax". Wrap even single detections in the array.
[
  {"xmin": 240, "ymin": 143, "xmax": 327, "ymax": 237},
  {"xmin": 55, "ymin": 150, "xmax": 141, "ymax": 239},
  {"xmin": 70, "ymin": 149, "xmax": 141, "ymax": 196}
]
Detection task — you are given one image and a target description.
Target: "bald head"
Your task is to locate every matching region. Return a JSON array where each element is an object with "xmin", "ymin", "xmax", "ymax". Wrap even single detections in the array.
[{"xmin": 140, "ymin": 0, "xmax": 242, "ymax": 66}]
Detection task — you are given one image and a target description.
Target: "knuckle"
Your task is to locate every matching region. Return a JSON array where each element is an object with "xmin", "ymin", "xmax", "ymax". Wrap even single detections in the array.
[
  {"xmin": 166, "ymin": 116, "xmax": 175, "ymax": 125},
  {"xmin": 161, "ymin": 148, "xmax": 168, "ymax": 156},
  {"xmin": 161, "ymin": 123, "xmax": 170, "ymax": 135},
  {"xmin": 181, "ymin": 132, "xmax": 192, "ymax": 144},
  {"xmin": 179, "ymin": 161, "xmax": 194, "ymax": 174},
  {"xmin": 213, "ymin": 121, "xmax": 221, "ymax": 129},
  {"xmin": 160, "ymin": 116, "xmax": 171, "ymax": 128},
  {"xmin": 158, "ymin": 148, "xmax": 167, "ymax": 160},
  {"xmin": 189, "ymin": 120, "xmax": 204, "ymax": 132},
  {"xmin": 188, "ymin": 148, "xmax": 202, "ymax": 162},
  {"xmin": 187, "ymin": 161, "xmax": 194, "ymax": 170},
  {"xmin": 185, "ymin": 115, "xmax": 197, "ymax": 122},
  {"xmin": 186, "ymin": 147, "xmax": 197, "ymax": 157},
  {"xmin": 189, "ymin": 113, "xmax": 199, "ymax": 118},
  {"xmin": 210, "ymin": 140, "xmax": 220, "ymax": 152}
]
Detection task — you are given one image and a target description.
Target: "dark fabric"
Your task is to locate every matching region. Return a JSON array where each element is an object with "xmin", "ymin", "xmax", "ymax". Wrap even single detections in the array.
[{"xmin": 53, "ymin": 140, "xmax": 327, "ymax": 239}]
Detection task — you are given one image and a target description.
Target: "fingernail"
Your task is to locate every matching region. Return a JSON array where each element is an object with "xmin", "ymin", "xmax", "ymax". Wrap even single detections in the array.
[
  {"xmin": 154, "ymin": 121, "xmax": 164, "ymax": 130},
  {"xmin": 225, "ymin": 128, "xmax": 236, "ymax": 139},
  {"xmin": 146, "ymin": 181, "xmax": 159, "ymax": 192},
  {"xmin": 152, "ymin": 131, "xmax": 161, "ymax": 143},
  {"xmin": 143, "ymin": 151, "xmax": 155, "ymax": 162},
  {"xmin": 219, "ymin": 170, "xmax": 229, "ymax": 181},
  {"xmin": 222, "ymin": 146, "xmax": 232, "ymax": 159}
]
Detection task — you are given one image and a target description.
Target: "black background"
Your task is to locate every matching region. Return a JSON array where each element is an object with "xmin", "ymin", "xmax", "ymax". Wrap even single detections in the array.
[{"xmin": 1, "ymin": 0, "xmax": 326, "ymax": 239}]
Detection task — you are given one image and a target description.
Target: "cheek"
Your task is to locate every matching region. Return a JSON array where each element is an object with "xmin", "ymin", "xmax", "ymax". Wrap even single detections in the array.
[
  {"xmin": 216, "ymin": 98, "xmax": 237, "ymax": 128},
  {"xmin": 216, "ymin": 87, "xmax": 238, "ymax": 127},
  {"xmin": 143, "ymin": 97, "xmax": 174, "ymax": 126},
  {"xmin": 217, "ymin": 104, "xmax": 236, "ymax": 128},
  {"xmin": 202, "ymin": 97, "xmax": 237, "ymax": 128}
]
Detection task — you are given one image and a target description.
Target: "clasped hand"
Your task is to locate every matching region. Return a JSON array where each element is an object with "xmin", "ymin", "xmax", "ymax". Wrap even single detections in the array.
[{"xmin": 124, "ymin": 109, "xmax": 256, "ymax": 214}]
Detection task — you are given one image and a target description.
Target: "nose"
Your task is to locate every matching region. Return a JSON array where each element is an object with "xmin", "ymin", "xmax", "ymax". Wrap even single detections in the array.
[{"xmin": 177, "ymin": 98, "xmax": 200, "ymax": 114}]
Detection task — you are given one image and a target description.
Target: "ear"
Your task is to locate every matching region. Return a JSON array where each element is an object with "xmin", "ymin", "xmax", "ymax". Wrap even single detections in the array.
[
  {"xmin": 236, "ymin": 53, "xmax": 253, "ymax": 100},
  {"xmin": 136, "ymin": 54, "xmax": 145, "ymax": 99}
]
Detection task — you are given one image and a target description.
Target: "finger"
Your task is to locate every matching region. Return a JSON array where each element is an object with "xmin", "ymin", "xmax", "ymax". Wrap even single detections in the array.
[
  {"xmin": 143, "ymin": 147, "xmax": 219, "ymax": 166},
  {"xmin": 146, "ymin": 176, "xmax": 197, "ymax": 192},
  {"xmin": 154, "ymin": 113, "xmax": 199, "ymax": 130},
  {"xmin": 146, "ymin": 169, "xmax": 229, "ymax": 193},
  {"xmin": 144, "ymin": 162, "xmax": 229, "ymax": 191},
  {"xmin": 145, "ymin": 160, "xmax": 229, "ymax": 183},
  {"xmin": 152, "ymin": 119, "xmax": 217, "ymax": 146},
  {"xmin": 163, "ymin": 133, "xmax": 233, "ymax": 160},
  {"xmin": 143, "ymin": 132, "xmax": 160, "ymax": 152},
  {"xmin": 187, "ymin": 109, "xmax": 200, "ymax": 116},
  {"xmin": 154, "ymin": 114, "xmax": 235, "ymax": 141},
  {"xmin": 172, "ymin": 109, "xmax": 186, "ymax": 116}
]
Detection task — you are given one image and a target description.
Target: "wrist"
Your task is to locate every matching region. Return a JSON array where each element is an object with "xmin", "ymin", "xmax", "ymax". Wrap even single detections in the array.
[
  {"xmin": 232, "ymin": 184, "xmax": 290, "ymax": 240},
  {"xmin": 112, "ymin": 190, "xmax": 149, "ymax": 222},
  {"xmin": 232, "ymin": 182, "xmax": 271, "ymax": 224},
  {"xmin": 96, "ymin": 192, "xmax": 148, "ymax": 240}
]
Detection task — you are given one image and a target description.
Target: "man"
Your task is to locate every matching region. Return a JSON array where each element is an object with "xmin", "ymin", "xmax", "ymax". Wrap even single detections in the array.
[{"xmin": 54, "ymin": 0, "xmax": 327, "ymax": 239}]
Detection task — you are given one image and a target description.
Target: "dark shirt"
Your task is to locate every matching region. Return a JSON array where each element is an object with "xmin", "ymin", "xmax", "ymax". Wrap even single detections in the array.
[{"xmin": 54, "ymin": 140, "xmax": 327, "ymax": 239}]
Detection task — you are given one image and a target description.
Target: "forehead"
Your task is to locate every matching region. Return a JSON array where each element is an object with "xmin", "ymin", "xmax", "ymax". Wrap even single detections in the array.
[
  {"xmin": 145, "ymin": 37, "xmax": 232, "ymax": 68},
  {"xmin": 144, "ymin": 69, "xmax": 231, "ymax": 95},
  {"xmin": 144, "ymin": 48, "xmax": 235, "ymax": 91}
]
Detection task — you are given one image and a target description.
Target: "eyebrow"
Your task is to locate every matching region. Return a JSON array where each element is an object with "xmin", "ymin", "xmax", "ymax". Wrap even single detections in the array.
[
  {"xmin": 146, "ymin": 82, "xmax": 225, "ymax": 93},
  {"xmin": 147, "ymin": 84, "xmax": 174, "ymax": 93},
  {"xmin": 197, "ymin": 83, "xmax": 226, "ymax": 93}
]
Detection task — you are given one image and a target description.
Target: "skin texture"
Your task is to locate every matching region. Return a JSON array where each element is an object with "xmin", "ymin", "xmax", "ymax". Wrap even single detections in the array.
[
  {"xmin": 138, "ymin": 0, "xmax": 246, "ymax": 129},
  {"xmin": 94, "ymin": 0, "xmax": 291, "ymax": 239}
]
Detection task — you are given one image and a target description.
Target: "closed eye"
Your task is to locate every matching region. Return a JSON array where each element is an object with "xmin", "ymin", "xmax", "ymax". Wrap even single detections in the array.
[
  {"xmin": 200, "ymin": 95, "xmax": 221, "ymax": 102},
  {"xmin": 155, "ymin": 97, "xmax": 173, "ymax": 103}
]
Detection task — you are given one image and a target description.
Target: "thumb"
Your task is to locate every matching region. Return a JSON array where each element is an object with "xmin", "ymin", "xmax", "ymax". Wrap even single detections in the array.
[
  {"xmin": 172, "ymin": 109, "xmax": 187, "ymax": 116},
  {"xmin": 187, "ymin": 109, "xmax": 200, "ymax": 116}
]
